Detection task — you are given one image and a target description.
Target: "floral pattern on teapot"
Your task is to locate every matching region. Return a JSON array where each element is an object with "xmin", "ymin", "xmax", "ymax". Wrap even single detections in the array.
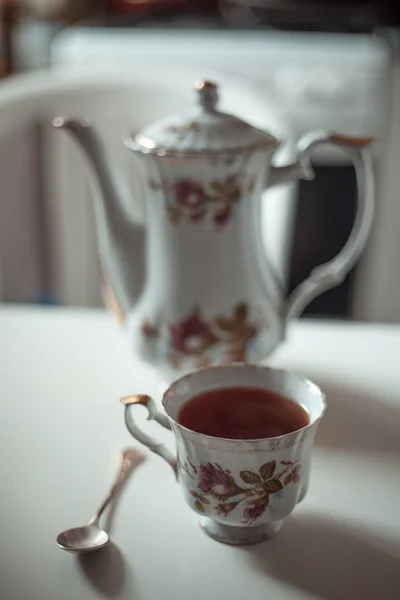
[
  {"xmin": 165, "ymin": 120, "xmax": 200, "ymax": 140},
  {"xmin": 152, "ymin": 174, "xmax": 254, "ymax": 228},
  {"xmin": 141, "ymin": 302, "xmax": 260, "ymax": 369},
  {"xmin": 179, "ymin": 458, "xmax": 301, "ymax": 524},
  {"xmin": 56, "ymin": 78, "xmax": 375, "ymax": 383}
]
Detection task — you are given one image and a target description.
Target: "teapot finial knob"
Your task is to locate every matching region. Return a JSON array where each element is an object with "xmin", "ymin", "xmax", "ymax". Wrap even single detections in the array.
[{"xmin": 194, "ymin": 80, "xmax": 218, "ymax": 112}]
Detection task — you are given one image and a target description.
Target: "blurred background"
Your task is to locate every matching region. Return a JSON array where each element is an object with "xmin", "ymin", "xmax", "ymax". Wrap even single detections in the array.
[{"xmin": 0, "ymin": 0, "xmax": 399, "ymax": 322}]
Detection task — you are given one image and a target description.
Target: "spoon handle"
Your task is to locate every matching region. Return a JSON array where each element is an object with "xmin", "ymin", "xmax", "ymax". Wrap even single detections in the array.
[{"xmin": 91, "ymin": 448, "xmax": 145, "ymax": 524}]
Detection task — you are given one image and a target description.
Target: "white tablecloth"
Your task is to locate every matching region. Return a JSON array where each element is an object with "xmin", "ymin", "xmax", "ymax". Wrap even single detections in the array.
[{"xmin": 0, "ymin": 306, "xmax": 399, "ymax": 600}]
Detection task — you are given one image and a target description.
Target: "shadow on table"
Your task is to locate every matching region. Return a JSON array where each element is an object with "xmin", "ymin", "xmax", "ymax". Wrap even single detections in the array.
[
  {"xmin": 77, "ymin": 451, "xmax": 145, "ymax": 598},
  {"xmin": 244, "ymin": 514, "xmax": 400, "ymax": 600},
  {"xmin": 308, "ymin": 376, "xmax": 400, "ymax": 455},
  {"xmin": 78, "ymin": 542, "xmax": 131, "ymax": 598}
]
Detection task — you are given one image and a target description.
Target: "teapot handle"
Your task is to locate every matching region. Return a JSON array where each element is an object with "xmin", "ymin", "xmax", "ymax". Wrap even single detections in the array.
[{"xmin": 268, "ymin": 131, "xmax": 374, "ymax": 320}]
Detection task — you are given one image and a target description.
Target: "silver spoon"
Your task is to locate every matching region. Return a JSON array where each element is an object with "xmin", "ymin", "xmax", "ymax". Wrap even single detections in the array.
[{"xmin": 57, "ymin": 448, "xmax": 145, "ymax": 553}]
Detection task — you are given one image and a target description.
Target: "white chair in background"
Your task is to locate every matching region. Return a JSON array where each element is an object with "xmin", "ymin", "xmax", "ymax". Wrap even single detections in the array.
[{"xmin": 0, "ymin": 66, "xmax": 295, "ymax": 308}]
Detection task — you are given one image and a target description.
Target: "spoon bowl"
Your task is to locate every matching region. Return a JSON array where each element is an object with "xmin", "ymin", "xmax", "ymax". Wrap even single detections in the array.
[
  {"xmin": 57, "ymin": 524, "xmax": 109, "ymax": 553},
  {"xmin": 56, "ymin": 448, "xmax": 145, "ymax": 554}
]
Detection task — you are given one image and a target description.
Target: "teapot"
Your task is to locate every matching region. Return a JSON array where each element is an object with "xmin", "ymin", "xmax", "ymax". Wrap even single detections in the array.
[{"xmin": 54, "ymin": 80, "xmax": 374, "ymax": 380}]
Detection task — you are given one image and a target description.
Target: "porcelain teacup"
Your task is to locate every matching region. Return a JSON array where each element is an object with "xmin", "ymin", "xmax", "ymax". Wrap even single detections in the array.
[{"xmin": 121, "ymin": 364, "xmax": 326, "ymax": 545}]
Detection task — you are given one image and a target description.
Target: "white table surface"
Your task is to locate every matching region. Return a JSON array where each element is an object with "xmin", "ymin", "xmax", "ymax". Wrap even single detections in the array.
[{"xmin": 0, "ymin": 306, "xmax": 399, "ymax": 600}]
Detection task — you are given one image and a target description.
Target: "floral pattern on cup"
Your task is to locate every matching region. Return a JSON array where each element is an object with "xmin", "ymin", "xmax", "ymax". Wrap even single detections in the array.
[
  {"xmin": 167, "ymin": 302, "xmax": 258, "ymax": 366},
  {"xmin": 166, "ymin": 175, "xmax": 253, "ymax": 228},
  {"xmin": 180, "ymin": 459, "xmax": 301, "ymax": 524}
]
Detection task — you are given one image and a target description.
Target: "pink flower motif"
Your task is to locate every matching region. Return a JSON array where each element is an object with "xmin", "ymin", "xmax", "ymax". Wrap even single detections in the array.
[
  {"xmin": 243, "ymin": 502, "xmax": 267, "ymax": 524},
  {"xmin": 170, "ymin": 308, "xmax": 217, "ymax": 356},
  {"xmin": 198, "ymin": 463, "xmax": 238, "ymax": 500},
  {"xmin": 174, "ymin": 179, "xmax": 204, "ymax": 208}
]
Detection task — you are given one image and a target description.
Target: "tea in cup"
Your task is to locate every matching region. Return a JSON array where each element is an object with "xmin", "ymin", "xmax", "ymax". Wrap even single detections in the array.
[{"xmin": 122, "ymin": 364, "xmax": 326, "ymax": 545}]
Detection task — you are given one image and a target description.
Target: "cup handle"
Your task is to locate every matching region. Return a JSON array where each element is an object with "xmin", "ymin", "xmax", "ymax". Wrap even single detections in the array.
[
  {"xmin": 268, "ymin": 131, "xmax": 374, "ymax": 320},
  {"xmin": 121, "ymin": 395, "xmax": 178, "ymax": 478}
]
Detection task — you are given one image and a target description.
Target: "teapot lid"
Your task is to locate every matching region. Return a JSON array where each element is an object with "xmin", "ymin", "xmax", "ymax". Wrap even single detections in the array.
[{"xmin": 126, "ymin": 81, "xmax": 279, "ymax": 157}]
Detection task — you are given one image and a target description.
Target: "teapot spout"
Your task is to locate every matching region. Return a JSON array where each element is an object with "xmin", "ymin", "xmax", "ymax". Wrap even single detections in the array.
[{"xmin": 53, "ymin": 118, "xmax": 145, "ymax": 317}]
